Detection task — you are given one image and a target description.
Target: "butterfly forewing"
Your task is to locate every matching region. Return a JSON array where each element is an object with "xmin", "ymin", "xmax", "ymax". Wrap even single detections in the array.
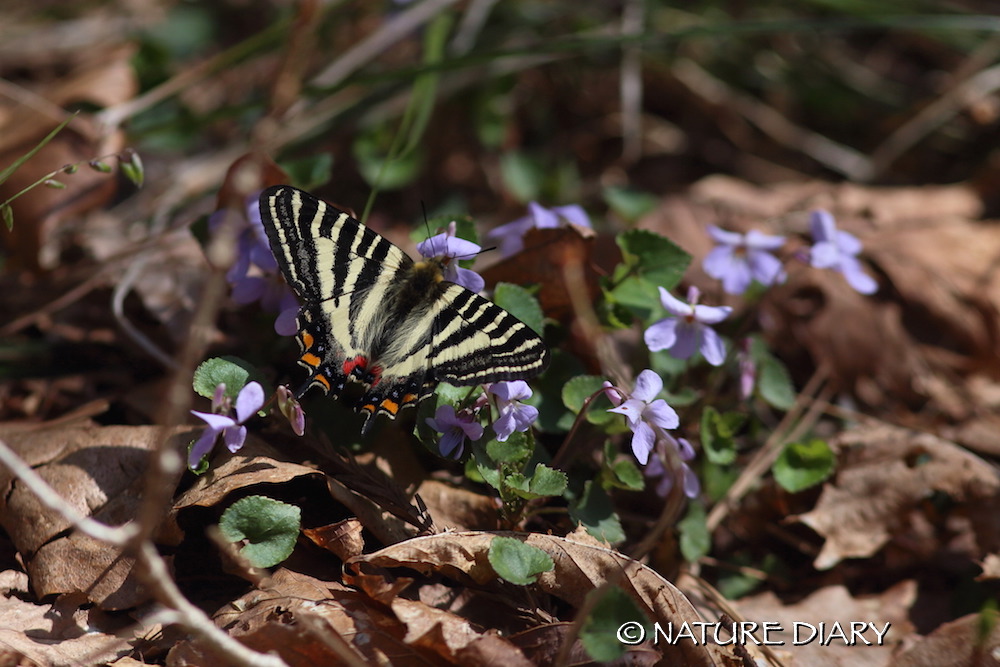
[{"xmin": 259, "ymin": 185, "xmax": 549, "ymax": 431}]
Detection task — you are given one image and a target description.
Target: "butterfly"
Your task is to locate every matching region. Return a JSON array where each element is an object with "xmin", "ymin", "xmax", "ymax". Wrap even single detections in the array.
[{"xmin": 259, "ymin": 186, "xmax": 550, "ymax": 433}]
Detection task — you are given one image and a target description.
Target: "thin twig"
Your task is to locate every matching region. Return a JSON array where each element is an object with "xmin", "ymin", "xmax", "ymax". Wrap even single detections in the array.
[
  {"xmin": 620, "ymin": 0, "xmax": 644, "ymax": 163},
  {"xmin": 671, "ymin": 59, "xmax": 874, "ymax": 181},
  {"xmin": 704, "ymin": 364, "xmax": 831, "ymax": 534}
]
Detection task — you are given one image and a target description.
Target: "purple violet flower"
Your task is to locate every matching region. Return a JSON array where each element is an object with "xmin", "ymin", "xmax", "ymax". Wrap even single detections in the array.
[
  {"xmin": 644, "ymin": 286, "xmax": 732, "ymax": 366},
  {"xmin": 486, "ymin": 201, "xmax": 591, "ymax": 257},
  {"xmin": 426, "ymin": 404, "xmax": 484, "ymax": 458},
  {"xmin": 808, "ymin": 210, "xmax": 877, "ymax": 295},
  {"xmin": 213, "ymin": 192, "xmax": 300, "ymax": 334},
  {"xmin": 605, "ymin": 370, "xmax": 680, "ymax": 465},
  {"xmin": 704, "ymin": 226, "xmax": 787, "ymax": 295},
  {"xmin": 737, "ymin": 338, "xmax": 756, "ymax": 400},
  {"xmin": 189, "ymin": 381, "xmax": 265, "ymax": 468},
  {"xmin": 488, "ymin": 381, "xmax": 539, "ymax": 441},
  {"xmin": 645, "ymin": 438, "xmax": 700, "ymax": 499},
  {"xmin": 417, "ymin": 222, "xmax": 485, "ymax": 293}
]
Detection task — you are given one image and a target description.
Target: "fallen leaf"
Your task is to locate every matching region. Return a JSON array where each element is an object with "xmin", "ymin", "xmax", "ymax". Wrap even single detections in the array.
[
  {"xmin": 733, "ymin": 580, "xmax": 916, "ymax": 667},
  {"xmin": 795, "ymin": 425, "xmax": 1000, "ymax": 569},
  {"xmin": 891, "ymin": 609, "xmax": 1000, "ymax": 667},
  {"xmin": 0, "ymin": 425, "xmax": 189, "ymax": 608}
]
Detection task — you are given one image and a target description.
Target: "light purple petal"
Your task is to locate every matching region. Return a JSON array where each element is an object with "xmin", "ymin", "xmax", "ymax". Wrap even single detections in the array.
[
  {"xmin": 668, "ymin": 321, "xmax": 700, "ymax": 360},
  {"xmin": 703, "ymin": 245, "xmax": 738, "ymax": 279},
  {"xmin": 657, "ymin": 286, "xmax": 692, "ymax": 317},
  {"xmin": 707, "ymin": 225, "xmax": 744, "ymax": 246},
  {"xmin": 188, "ymin": 426, "xmax": 221, "ymax": 468},
  {"xmin": 809, "ymin": 241, "xmax": 840, "ymax": 269},
  {"xmin": 449, "ymin": 266, "xmax": 485, "ymax": 293},
  {"xmin": 630, "ymin": 421, "xmax": 656, "ymax": 465},
  {"xmin": 608, "ymin": 398, "xmax": 646, "ymax": 427},
  {"xmin": 493, "ymin": 410, "xmax": 515, "ymax": 442},
  {"xmin": 747, "ymin": 250, "xmax": 786, "ymax": 286},
  {"xmin": 234, "ymin": 382, "xmax": 265, "ymax": 423},
  {"xmin": 527, "ymin": 202, "xmax": 560, "ymax": 229},
  {"xmin": 644, "ymin": 399, "xmax": 679, "ymax": 430},
  {"xmin": 644, "ymin": 318, "xmax": 679, "ymax": 352},
  {"xmin": 490, "ymin": 380, "xmax": 532, "ymax": 402},
  {"xmin": 230, "ymin": 276, "xmax": 266, "ymax": 305},
  {"xmin": 744, "ymin": 229, "xmax": 787, "ymax": 250},
  {"xmin": 682, "ymin": 464, "xmax": 701, "ymax": 498},
  {"xmin": 835, "ymin": 229, "xmax": 863, "ymax": 256},
  {"xmin": 840, "ymin": 257, "xmax": 878, "ymax": 294},
  {"xmin": 191, "ymin": 410, "xmax": 237, "ymax": 430},
  {"xmin": 632, "ymin": 369, "xmax": 664, "ymax": 402},
  {"xmin": 809, "ymin": 209, "xmax": 837, "ymax": 243},
  {"xmin": 223, "ymin": 424, "xmax": 247, "ymax": 452},
  {"xmin": 676, "ymin": 437, "xmax": 696, "ymax": 460},
  {"xmin": 552, "ymin": 204, "xmax": 590, "ymax": 228},
  {"xmin": 602, "ymin": 381, "xmax": 624, "ymax": 407},
  {"xmin": 692, "ymin": 303, "xmax": 731, "ymax": 325},
  {"xmin": 699, "ymin": 326, "xmax": 727, "ymax": 366},
  {"xmin": 459, "ymin": 419, "xmax": 484, "ymax": 441}
]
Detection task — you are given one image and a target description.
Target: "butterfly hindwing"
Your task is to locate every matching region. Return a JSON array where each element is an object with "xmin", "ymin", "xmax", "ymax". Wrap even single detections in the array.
[{"xmin": 259, "ymin": 185, "xmax": 549, "ymax": 431}]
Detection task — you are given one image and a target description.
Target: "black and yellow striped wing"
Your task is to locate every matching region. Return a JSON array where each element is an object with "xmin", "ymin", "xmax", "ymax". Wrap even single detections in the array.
[{"xmin": 259, "ymin": 185, "xmax": 549, "ymax": 431}]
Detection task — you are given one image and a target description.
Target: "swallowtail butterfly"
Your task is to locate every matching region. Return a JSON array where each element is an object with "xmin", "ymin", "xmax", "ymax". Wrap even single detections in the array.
[{"xmin": 259, "ymin": 186, "xmax": 550, "ymax": 432}]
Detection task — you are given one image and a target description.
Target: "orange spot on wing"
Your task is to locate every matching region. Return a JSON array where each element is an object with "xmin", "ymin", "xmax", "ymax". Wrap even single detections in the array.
[
  {"xmin": 300, "ymin": 352, "xmax": 321, "ymax": 368},
  {"xmin": 300, "ymin": 331, "xmax": 314, "ymax": 349},
  {"xmin": 313, "ymin": 374, "xmax": 331, "ymax": 391},
  {"xmin": 402, "ymin": 393, "xmax": 418, "ymax": 404},
  {"xmin": 379, "ymin": 399, "xmax": 400, "ymax": 415}
]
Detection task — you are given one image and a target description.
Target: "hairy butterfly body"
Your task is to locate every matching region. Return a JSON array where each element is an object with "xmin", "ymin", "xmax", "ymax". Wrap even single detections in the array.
[{"xmin": 259, "ymin": 186, "xmax": 549, "ymax": 432}]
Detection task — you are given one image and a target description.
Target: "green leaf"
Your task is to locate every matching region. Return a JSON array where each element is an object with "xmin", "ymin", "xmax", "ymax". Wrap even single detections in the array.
[
  {"xmin": 678, "ymin": 501, "xmax": 710, "ymax": 562},
  {"xmin": 560, "ymin": 375, "xmax": 614, "ymax": 425},
  {"xmin": 580, "ymin": 588, "xmax": 648, "ymax": 662},
  {"xmin": 88, "ymin": 159, "xmax": 112, "ymax": 173},
  {"xmin": 773, "ymin": 439, "xmax": 836, "ymax": 493},
  {"xmin": 2, "ymin": 204, "xmax": 12, "ymax": 231},
  {"xmin": 527, "ymin": 463, "xmax": 567, "ymax": 497},
  {"xmin": 561, "ymin": 375, "xmax": 605, "ymax": 413},
  {"xmin": 615, "ymin": 229, "xmax": 690, "ymax": 289},
  {"xmin": 493, "ymin": 283, "xmax": 545, "ymax": 336},
  {"xmin": 569, "ymin": 481, "xmax": 624, "ymax": 544},
  {"xmin": 0, "ymin": 112, "xmax": 77, "ymax": 186},
  {"xmin": 602, "ymin": 185, "xmax": 657, "ymax": 223},
  {"xmin": 500, "ymin": 151, "xmax": 543, "ymax": 203},
  {"xmin": 607, "ymin": 275, "xmax": 660, "ymax": 320},
  {"xmin": 218, "ymin": 495, "xmax": 301, "ymax": 568},
  {"xmin": 488, "ymin": 536, "xmax": 553, "ymax": 585},
  {"xmin": 609, "ymin": 457, "xmax": 644, "ymax": 491},
  {"xmin": 486, "ymin": 431, "xmax": 532, "ymax": 465},
  {"xmin": 193, "ymin": 356, "xmax": 267, "ymax": 400},
  {"xmin": 758, "ymin": 354, "xmax": 796, "ymax": 410},
  {"xmin": 700, "ymin": 406, "xmax": 745, "ymax": 465}
]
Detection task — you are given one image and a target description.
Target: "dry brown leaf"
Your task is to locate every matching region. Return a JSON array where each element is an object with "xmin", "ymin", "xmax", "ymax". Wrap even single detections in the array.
[
  {"xmin": 414, "ymin": 479, "xmax": 499, "ymax": 531},
  {"xmin": 347, "ymin": 531, "xmax": 740, "ymax": 665},
  {"xmin": 507, "ymin": 622, "xmax": 662, "ymax": 666},
  {"xmin": 0, "ymin": 42, "xmax": 136, "ymax": 272},
  {"xmin": 171, "ymin": 568, "xmax": 445, "ymax": 667},
  {"xmin": 0, "ymin": 569, "xmax": 153, "ymax": 665},
  {"xmin": 302, "ymin": 517, "xmax": 366, "ymax": 561},
  {"xmin": 795, "ymin": 425, "xmax": 1000, "ymax": 569},
  {"xmin": 733, "ymin": 581, "xmax": 916, "ymax": 667},
  {"xmin": 892, "ymin": 610, "xmax": 1000, "ymax": 667},
  {"xmin": 0, "ymin": 425, "xmax": 189, "ymax": 608}
]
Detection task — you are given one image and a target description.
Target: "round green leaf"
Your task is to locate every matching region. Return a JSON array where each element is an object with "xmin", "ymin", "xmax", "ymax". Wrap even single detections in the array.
[
  {"xmin": 219, "ymin": 495, "xmax": 301, "ymax": 568},
  {"xmin": 773, "ymin": 439, "xmax": 835, "ymax": 493},
  {"xmin": 488, "ymin": 536, "xmax": 553, "ymax": 586}
]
